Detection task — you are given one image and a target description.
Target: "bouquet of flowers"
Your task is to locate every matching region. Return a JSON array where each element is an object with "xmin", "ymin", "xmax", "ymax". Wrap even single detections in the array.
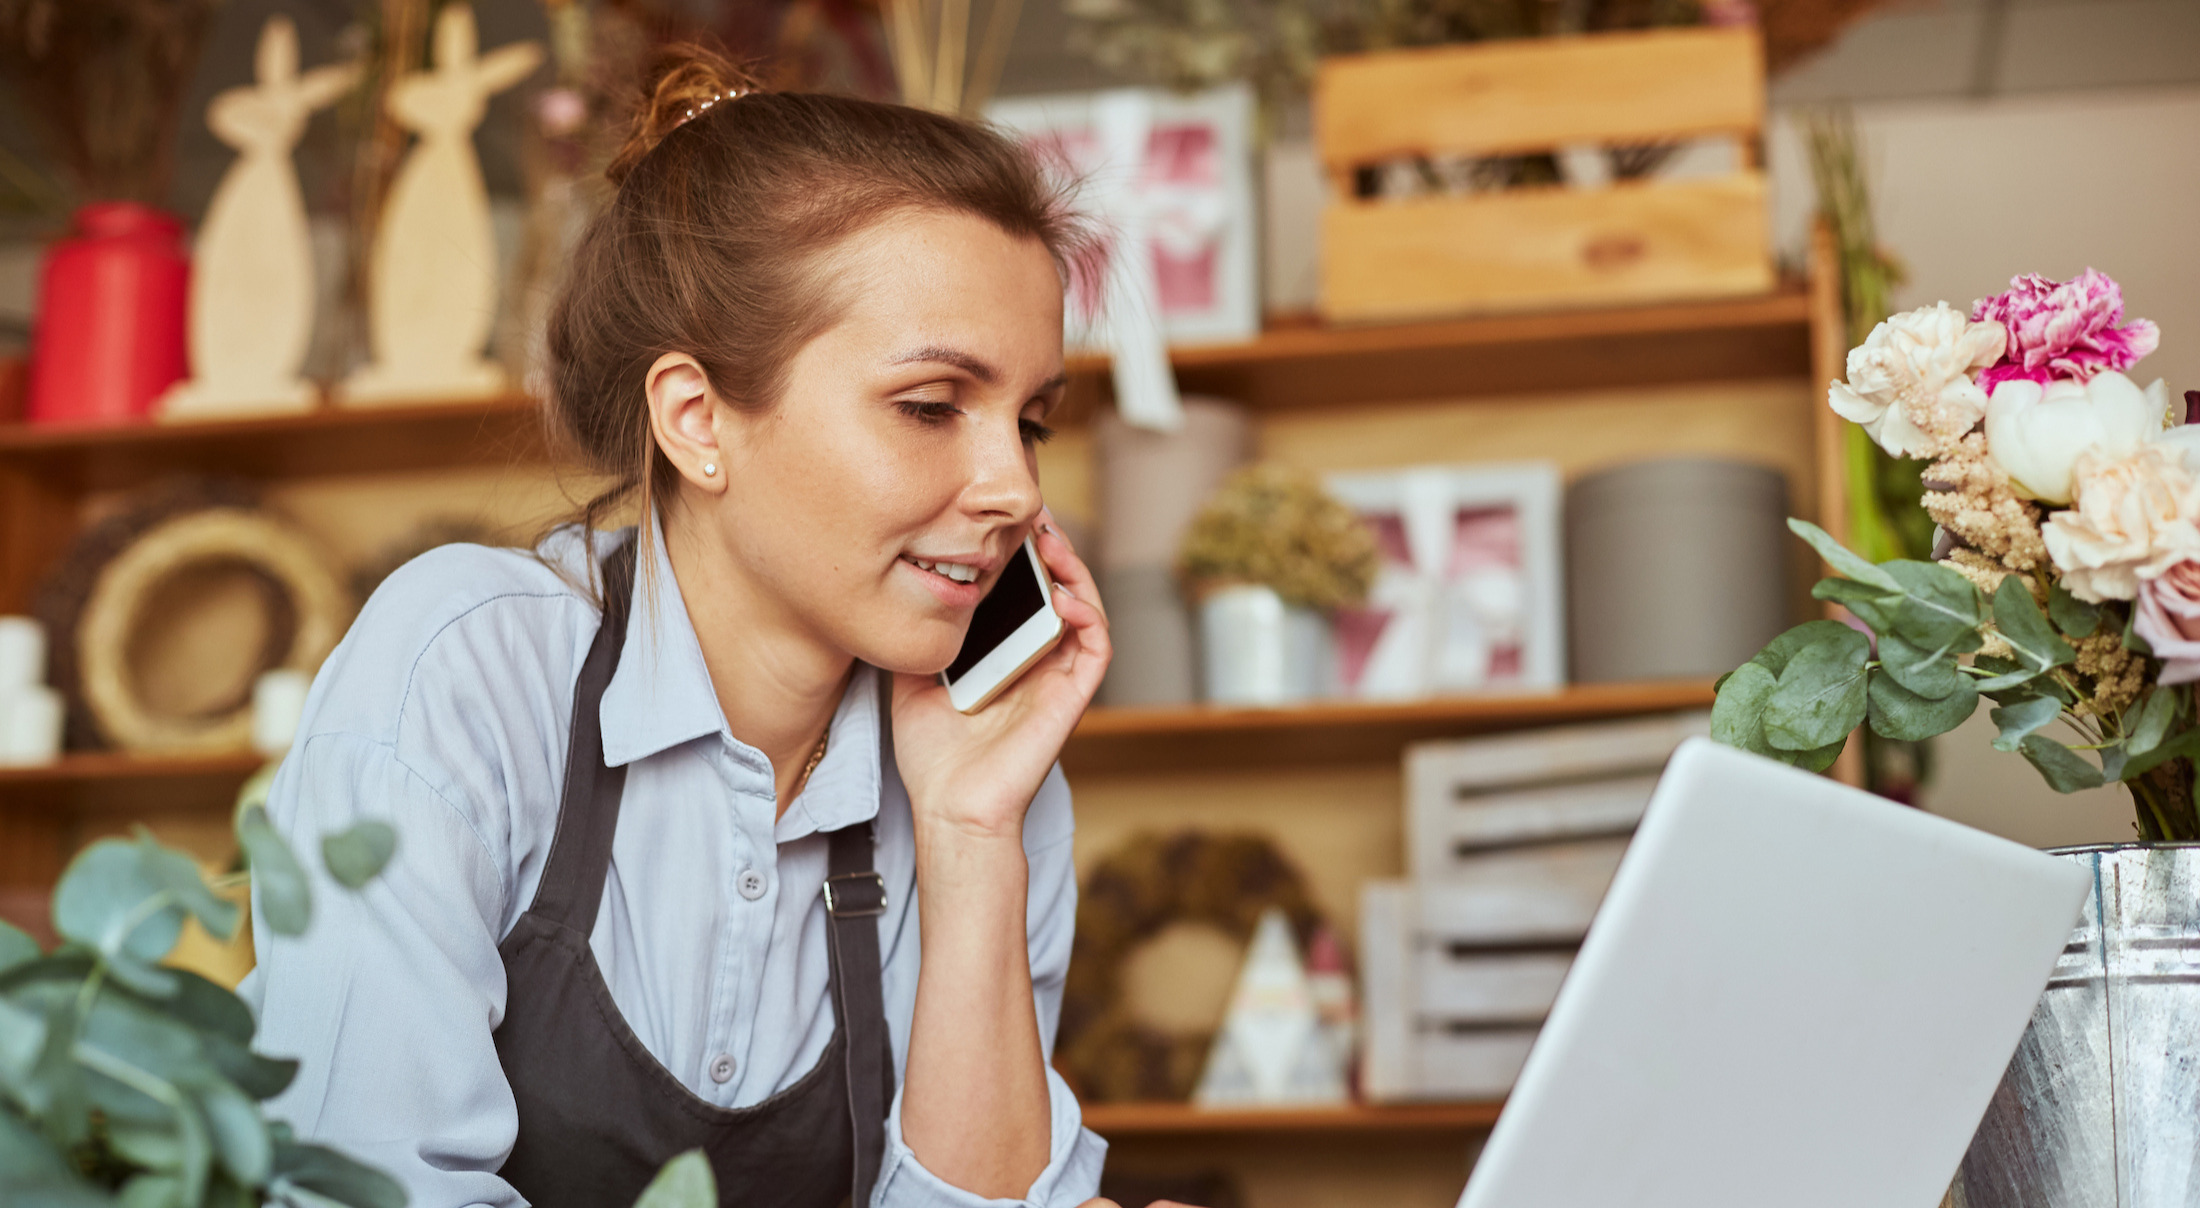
[{"xmin": 1714, "ymin": 269, "xmax": 2200, "ymax": 840}]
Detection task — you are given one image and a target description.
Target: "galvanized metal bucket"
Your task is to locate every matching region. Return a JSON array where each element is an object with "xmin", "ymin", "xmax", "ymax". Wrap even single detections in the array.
[{"xmin": 1950, "ymin": 844, "xmax": 2200, "ymax": 1208}]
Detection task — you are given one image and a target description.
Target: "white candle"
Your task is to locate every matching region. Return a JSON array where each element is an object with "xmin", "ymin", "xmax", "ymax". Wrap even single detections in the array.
[
  {"xmin": 0, "ymin": 616, "xmax": 45, "ymax": 691},
  {"xmin": 0, "ymin": 685, "xmax": 64, "ymax": 766},
  {"xmin": 252, "ymin": 669, "xmax": 312, "ymax": 756}
]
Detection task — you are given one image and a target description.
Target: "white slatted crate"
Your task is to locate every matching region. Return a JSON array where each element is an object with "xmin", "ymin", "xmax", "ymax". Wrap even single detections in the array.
[{"xmin": 1406, "ymin": 712, "xmax": 1709, "ymax": 882}]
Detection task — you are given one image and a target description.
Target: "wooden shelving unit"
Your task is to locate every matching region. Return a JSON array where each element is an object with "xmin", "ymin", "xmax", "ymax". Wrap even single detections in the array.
[
  {"xmin": 0, "ymin": 679, "xmax": 1715, "ymax": 809},
  {"xmin": 1081, "ymin": 1100, "xmax": 1504, "ymax": 1137}
]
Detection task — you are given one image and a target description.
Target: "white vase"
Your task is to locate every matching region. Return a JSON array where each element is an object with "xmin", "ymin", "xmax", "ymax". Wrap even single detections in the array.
[{"xmin": 1199, "ymin": 584, "xmax": 1331, "ymax": 706}]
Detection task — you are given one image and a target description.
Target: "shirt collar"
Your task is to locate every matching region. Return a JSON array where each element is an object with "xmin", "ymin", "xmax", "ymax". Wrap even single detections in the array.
[
  {"xmin": 599, "ymin": 514, "xmax": 732, "ymax": 769},
  {"xmin": 597, "ymin": 515, "xmax": 886, "ymax": 841}
]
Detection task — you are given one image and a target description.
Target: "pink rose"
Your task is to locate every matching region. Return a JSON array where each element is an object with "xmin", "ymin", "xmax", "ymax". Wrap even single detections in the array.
[
  {"xmin": 2137, "ymin": 560, "xmax": 2200, "ymax": 684},
  {"xmin": 1971, "ymin": 269, "xmax": 2160, "ymax": 391}
]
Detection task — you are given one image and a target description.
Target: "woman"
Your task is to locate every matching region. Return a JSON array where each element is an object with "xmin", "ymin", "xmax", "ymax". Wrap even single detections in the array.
[{"xmin": 245, "ymin": 52, "xmax": 1115, "ymax": 1208}]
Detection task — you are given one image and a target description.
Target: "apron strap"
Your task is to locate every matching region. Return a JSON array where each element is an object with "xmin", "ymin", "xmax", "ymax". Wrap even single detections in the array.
[
  {"xmin": 822, "ymin": 667, "xmax": 895, "ymax": 1208},
  {"xmin": 529, "ymin": 538, "xmax": 638, "ymax": 934}
]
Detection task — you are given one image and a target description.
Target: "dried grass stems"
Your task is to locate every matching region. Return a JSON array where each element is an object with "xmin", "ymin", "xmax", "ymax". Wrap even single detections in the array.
[{"xmin": 0, "ymin": 0, "xmax": 220, "ymax": 205}]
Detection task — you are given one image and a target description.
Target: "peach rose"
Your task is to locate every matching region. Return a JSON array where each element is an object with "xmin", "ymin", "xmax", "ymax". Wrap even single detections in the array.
[{"xmin": 2042, "ymin": 443, "xmax": 2200, "ymax": 602}]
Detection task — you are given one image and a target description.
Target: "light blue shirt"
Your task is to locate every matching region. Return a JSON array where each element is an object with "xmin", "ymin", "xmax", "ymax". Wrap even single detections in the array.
[{"xmin": 240, "ymin": 520, "xmax": 1106, "ymax": 1207}]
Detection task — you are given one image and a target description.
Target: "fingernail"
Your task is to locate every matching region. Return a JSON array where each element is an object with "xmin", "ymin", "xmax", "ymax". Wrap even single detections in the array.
[{"xmin": 1040, "ymin": 523, "xmax": 1056, "ymax": 535}]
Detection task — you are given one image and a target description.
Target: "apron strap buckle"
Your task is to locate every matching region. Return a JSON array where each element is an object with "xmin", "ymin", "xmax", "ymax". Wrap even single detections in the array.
[{"xmin": 823, "ymin": 871, "xmax": 887, "ymax": 918}]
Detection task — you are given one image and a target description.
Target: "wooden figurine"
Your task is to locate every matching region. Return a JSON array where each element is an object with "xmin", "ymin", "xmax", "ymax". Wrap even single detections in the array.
[
  {"xmin": 340, "ymin": 4, "xmax": 541, "ymax": 407},
  {"xmin": 160, "ymin": 16, "xmax": 357, "ymax": 421}
]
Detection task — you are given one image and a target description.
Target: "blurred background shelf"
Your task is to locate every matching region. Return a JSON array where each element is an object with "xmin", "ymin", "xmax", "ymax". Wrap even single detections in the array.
[
  {"xmin": 0, "ymin": 289, "xmax": 1811, "ymax": 492},
  {"xmin": 2, "ymin": 679, "xmax": 1716, "ymax": 809},
  {"xmin": 1080, "ymin": 1100, "xmax": 1504, "ymax": 1136},
  {"xmin": 1061, "ymin": 680, "xmax": 1717, "ymax": 774}
]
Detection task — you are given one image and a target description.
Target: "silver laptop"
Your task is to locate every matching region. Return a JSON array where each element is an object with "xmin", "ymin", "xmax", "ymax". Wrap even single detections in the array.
[{"xmin": 1457, "ymin": 738, "xmax": 2089, "ymax": 1208}]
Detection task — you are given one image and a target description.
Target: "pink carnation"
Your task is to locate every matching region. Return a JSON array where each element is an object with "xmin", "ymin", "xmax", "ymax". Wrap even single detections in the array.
[{"xmin": 1971, "ymin": 269, "xmax": 2159, "ymax": 390}]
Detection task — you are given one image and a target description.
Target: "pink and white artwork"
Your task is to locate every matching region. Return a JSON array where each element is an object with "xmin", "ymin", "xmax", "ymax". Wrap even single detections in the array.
[
  {"xmin": 987, "ymin": 85, "xmax": 1259, "ymax": 348},
  {"xmin": 1328, "ymin": 465, "xmax": 1566, "ymax": 698}
]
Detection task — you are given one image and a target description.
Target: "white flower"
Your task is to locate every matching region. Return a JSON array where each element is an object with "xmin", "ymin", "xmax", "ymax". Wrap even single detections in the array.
[
  {"xmin": 1983, "ymin": 371, "xmax": 2164, "ymax": 505},
  {"xmin": 2042, "ymin": 443, "xmax": 2200, "ymax": 602},
  {"xmin": 1828, "ymin": 303, "xmax": 2006, "ymax": 458}
]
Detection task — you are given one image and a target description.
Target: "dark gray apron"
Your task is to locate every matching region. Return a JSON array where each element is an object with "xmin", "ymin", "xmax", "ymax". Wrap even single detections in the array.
[{"xmin": 493, "ymin": 539, "xmax": 894, "ymax": 1208}]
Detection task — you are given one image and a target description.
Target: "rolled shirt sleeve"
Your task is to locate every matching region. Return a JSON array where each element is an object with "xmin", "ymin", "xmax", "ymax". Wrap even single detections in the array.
[
  {"xmin": 240, "ymin": 731, "xmax": 527, "ymax": 1208},
  {"xmin": 873, "ymin": 816, "xmax": 1107, "ymax": 1208}
]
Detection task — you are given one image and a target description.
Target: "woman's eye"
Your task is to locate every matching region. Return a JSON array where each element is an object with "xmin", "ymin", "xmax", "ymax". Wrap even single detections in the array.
[
  {"xmin": 897, "ymin": 400, "xmax": 961, "ymax": 424},
  {"xmin": 1020, "ymin": 418, "xmax": 1057, "ymax": 445}
]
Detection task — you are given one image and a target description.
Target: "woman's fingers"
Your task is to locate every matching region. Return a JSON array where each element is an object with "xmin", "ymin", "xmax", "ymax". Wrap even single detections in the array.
[{"xmin": 1034, "ymin": 508, "xmax": 1105, "ymax": 624}]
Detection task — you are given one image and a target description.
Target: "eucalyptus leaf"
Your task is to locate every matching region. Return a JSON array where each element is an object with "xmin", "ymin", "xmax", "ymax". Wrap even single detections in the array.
[
  {"xmin": 1967, "ymin": 653, "xmax": 2043, "ymax": 696},
  {"xmin": 321, "ymin": 822, "xmax": 397, "ymax": 891},
  {"xmin": 271, "ymin": 1139, "xmax": 408, "ymax": 1208},
  {"xmin": 1877, "ymin": 630, "xmax": 1979, "ymax": 700},
  {"xmin": 0, "ymin": 993, "xmax": 48, "ymax": 1085},
  {"xmin": 102, "ymin": 950, "xmax": 180, "ymax": 999},
  {"xmin": 0, "ymin": 1108, "xmax": 106, "ymax": 1205},
  {"xmin": 1813, "ymin": 577, "xmax": 1901, "ymax": 634},
  {"xmin": 2123, "ymin": 726, "xmax": 2200, "ymax": 780},
  {"xmin": 634, "ymin": 1149, "xmax": 717, "ymax": 1208},
  {"xmin": 1764, "ymin": 629, "xmax": 1873, "ymax": 751},
  {"xmin": 1883, "ymin": 560, "xmax": 1987, "ymax": 647},
  {"xmin": 1775, "ymin": 735, "xmax": 1851, "ymax": 775},
  {"xmin": 2125, "ymin": 602, "xmax": 2153, "ymax": 655},
  {"xmin": 52, "ymin": 840, "xmax": 186, "ymax": 970},
  {"xmin": 236, "ymin": 806, "xmax": 310, "ymax": 938},
  {"xmin": 1991, "ymin": 694, "xmax": 2065, "ymax": 753},
  {"xmin": 1789, "ymin": 519, "xmax": 1901, "ymax": 591},
  {"xmin": 119, "ymin": 1174, "xmax": 186, "ymax": 1208},
  {"xmin": 1869, "ymin": 672, "xmax": 1980, "ymax": 743},
  {"xmin": 2128, "ymin": 686, "xmax": 2177, "ymax": 757},
  {"xmin": 2049, "ymin": 578, "xmax": 2104, "ymax": 638},
  {"xmin": 1748, "ymin": 620, "xmax": 1866, "ymax": 677},
  {"xmin": 1711, "ymin": 662, "xmax": 1779, "ymax": 756},
  {"xmin": 132, "ymin": 830, "xmax": 238, "ymax": 944},
  {"xmin": 2019, "ymin": 734, "xmax": 2108, "ymax": 793},
  {"xmin": 0, "ymin": 919, "xmax": 38, "ymax": 974},
  {"xmin": 196, "ymin": 1078, "xmax": 272, "ymax": 1185},
  {"xmin": 1994, "ymin": 576, "xmax": 2077, "ymax": 674}
]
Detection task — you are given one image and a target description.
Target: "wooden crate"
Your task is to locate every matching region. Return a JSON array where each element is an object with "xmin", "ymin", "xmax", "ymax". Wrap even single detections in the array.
[{"xmin": 1315, "ymin": 27, "xmax": 1776, "ymax": 322}]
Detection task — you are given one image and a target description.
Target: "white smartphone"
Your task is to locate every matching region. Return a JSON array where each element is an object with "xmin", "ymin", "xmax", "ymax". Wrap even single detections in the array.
[{"xmin": 940, "ymin": 536, "xmax": 1065, "ymax": 714}]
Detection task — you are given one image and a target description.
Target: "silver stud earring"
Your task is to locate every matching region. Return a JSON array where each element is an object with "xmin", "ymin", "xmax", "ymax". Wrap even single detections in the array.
[{"xmin": 702, "ymin": 462, "xmax": 719, "ymax": 478}]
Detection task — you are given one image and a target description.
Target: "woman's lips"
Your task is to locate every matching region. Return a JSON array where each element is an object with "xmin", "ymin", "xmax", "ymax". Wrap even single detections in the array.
[{"xmin": 900, "ymin": 554, "xmax": 989, "ymax": 608}]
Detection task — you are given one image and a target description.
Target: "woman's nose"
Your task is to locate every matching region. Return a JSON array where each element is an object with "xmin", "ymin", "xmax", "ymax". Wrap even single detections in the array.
[{"xmin": 963, "ymin": 418, "xmax": 1042, "ymax": 523}]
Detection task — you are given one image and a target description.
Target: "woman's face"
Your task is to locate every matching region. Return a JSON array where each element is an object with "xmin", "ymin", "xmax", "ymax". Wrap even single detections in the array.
[{"xmin": 678, "ymin": 208, "xmax": 1068, "ymax": 676}]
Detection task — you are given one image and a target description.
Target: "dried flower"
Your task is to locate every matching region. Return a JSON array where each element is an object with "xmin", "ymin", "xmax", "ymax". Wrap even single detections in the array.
[
  {"xmin": 1177, "ymin": 465, "xmax": 1378, "ymax": 611},
  {"xmin": 1921, "ymin": 431, "xmax": 2047, "ymax": 571},
  {"xmin": 1983, "ymin": 371, "xmax": 2165, "ymax": 505},
  {"xmin": 2136, "ymin": 561, "xmax": 2200, "ymax": 685},
  {"xmin": 2073, "ymin": 629, "xmax": 2144, "ymax": 717},
  {"xmin": 1971, "ymin": 269, "xmax": 2160, "ymax": 391},
  {"xmin": 1828, "ymin": 303, "xmax": 2005, "ymax": 458},
  {"xmin": 2042, "ymin": 443, "xmax": 2200, "ymax": 603}
]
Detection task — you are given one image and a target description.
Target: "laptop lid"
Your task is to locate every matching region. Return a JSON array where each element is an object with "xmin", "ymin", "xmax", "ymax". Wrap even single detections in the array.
[{"xmin": 1457, "ymin": 738, "xmax": 2089, "ymax": 1208}]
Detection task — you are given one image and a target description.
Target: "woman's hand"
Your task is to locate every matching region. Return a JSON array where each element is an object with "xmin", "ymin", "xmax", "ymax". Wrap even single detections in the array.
[{"xmin": 890, "ymin": 507, "xmax": 1110, "ymax": 842}]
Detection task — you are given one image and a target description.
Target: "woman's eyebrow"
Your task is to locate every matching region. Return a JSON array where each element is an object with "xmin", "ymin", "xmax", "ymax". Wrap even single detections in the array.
[{"xmin": 889, "ymin": 345, "xmax": 998, "ymax": 384}]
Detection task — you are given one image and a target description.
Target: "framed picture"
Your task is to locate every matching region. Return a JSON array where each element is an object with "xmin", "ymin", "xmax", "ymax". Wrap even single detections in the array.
[
  {"xmin": 987, "ymin": 84, "xmax": 1259, "ymax": 348},
  {"xmin": 1325, "ymin": 463, "xmax": 1566, "ymax": 698}
]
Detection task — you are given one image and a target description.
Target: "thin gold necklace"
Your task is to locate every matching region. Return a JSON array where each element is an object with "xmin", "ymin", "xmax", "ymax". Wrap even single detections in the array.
[{"xmin": 794, "ymin": 728, "xmax": 829, "ymax": 796}]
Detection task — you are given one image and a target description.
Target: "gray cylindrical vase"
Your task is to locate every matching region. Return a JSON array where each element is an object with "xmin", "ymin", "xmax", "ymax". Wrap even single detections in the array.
[
  {"xmin": 1096, "ymin": 396, "xmax": 1254, "ymax": 571},
  {"xmin": 1096, "ymin": 565, "xmax": 1197, "ymax": 707},
  {"xmin": 1565, "ymin": 457, "xmax": 1790, "ymax": 683}
]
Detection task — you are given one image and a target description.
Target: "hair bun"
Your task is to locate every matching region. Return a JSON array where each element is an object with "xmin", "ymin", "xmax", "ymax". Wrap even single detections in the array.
[{"xmin": 606, "ymin": 43, "xmax": 765, "ymax": 187}]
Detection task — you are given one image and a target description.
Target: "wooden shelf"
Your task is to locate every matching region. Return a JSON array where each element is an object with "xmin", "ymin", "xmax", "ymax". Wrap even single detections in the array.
[
  {"xmin": 3, "ymin": 681, "xmax": 1714, "ymax": 810},
  {"xmin": 1080, "ymin": 1100, "xmax": 1503, "ymax": 1136},
  {"xmin": 0, "ymin": 290, "xmax": 1811, "ymax": 493},
  {"xmin": 1061, "ymin": 680, "xmax": 1716, "ymax": 774},
  {"xmin": 0, "ymin": 751, "xmax": 267, "ymax": 812}
]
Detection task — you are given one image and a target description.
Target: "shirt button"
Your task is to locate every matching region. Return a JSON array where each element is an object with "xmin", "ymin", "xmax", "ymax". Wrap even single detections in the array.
[
  {"xmin": 737, "ymin": 868, "xmax": 768, "ymax": 901},
  {"xmin": 709, "ymin": 1054, "xmax": 737, "ymax": 1084}
]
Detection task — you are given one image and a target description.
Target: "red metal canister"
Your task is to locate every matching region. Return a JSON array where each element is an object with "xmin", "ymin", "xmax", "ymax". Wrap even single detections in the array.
[{"xmin": 26, "ymin": 202, "xmax": 190, "ymax": 426}]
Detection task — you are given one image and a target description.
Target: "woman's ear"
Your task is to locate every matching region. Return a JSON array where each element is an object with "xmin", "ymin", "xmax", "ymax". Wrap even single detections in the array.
[{"xmin": 644, "ymin": 352, "xmax": 727, "ymax": 494}]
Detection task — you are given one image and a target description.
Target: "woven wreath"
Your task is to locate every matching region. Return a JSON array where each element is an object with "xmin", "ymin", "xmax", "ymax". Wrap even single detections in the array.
[
  {"xmin": 35, "ymin": 479, "xmax": 349, "ymax": 753},
  {"xmin": 1056, "ymin": 830, "xmax": 1325, "ymax": 1103}
]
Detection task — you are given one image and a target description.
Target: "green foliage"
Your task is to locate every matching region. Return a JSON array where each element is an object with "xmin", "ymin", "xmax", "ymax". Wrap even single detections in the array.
[
  {"xmin": 1176, "ymin": 465, "xmax": 1379, "ymax": 611},
  {"xmin": 633, "ymin": 1150, "xmax": 716, "ymax": 1208},
  {"xmin": 0, "ymin": 771, "xmax": 407, "ymax": 1207},
  {"xmin": 1713, "ymin": 519, "xmax": 2200, "ymax": 830}
]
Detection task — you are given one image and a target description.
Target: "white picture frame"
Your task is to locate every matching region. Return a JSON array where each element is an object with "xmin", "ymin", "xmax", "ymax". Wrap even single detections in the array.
[
  {"xmin": 986, "ymin": 83, "xmax": 1260, "ymax": 349},
  {"xmin": 1325, "ymin": 462, "xmax": 1566, "ymax": 698}
]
